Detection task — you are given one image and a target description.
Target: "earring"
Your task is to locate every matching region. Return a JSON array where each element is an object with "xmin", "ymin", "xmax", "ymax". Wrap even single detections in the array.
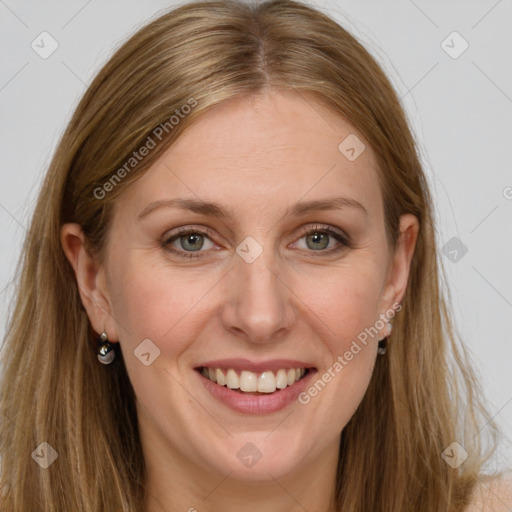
[
  {"xmin": 377, "ymin": 321, "xmax": 393, "ymax": 355},
  {"xmin": 97, "ymin": 331, "xmax": 115, "ymax": 364}
]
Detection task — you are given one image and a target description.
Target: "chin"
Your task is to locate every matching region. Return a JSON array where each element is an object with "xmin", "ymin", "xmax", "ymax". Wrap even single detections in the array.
[{"xmin": 203, "ymin": 434, "xmax": 308, "ymax": 482}]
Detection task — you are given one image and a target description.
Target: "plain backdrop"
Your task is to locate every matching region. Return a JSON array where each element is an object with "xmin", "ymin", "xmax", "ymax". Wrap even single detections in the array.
[{"xmin": 1, "ymin": 0, "xmax": 511, "ymax": 471}]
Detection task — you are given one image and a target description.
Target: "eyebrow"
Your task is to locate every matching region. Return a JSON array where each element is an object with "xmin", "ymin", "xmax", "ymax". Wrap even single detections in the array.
[{"xmin": 137, "ymin": 196, "xmax": 368, "ymax": 220}]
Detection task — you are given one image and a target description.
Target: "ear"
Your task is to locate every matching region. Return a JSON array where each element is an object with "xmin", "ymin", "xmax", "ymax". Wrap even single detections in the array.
[
  {"xmin": 60, "ymin": 223, "xmax": 119, "ymax": 342},
  {"xmin": 378, "ymin": 214, "xmax": 419, "ymax": 329}
]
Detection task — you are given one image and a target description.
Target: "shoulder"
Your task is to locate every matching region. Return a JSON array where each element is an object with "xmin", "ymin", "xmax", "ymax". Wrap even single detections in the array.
[{"xmin": 465, "ymin": 471, "xmax": 512, "ymax": 512}]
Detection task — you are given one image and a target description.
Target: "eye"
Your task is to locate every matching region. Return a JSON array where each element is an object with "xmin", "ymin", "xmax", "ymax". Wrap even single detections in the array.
[
  {"xmin": 162, "ymin": 227, "xmax": 216, "ymax": 259},
  {"xmin": 294, "ymin": 224, "xmax": 350, "ymax": 255},
  {"xmin": 162, "ymin": 224, "xmax": 350, "ymax": 259}
]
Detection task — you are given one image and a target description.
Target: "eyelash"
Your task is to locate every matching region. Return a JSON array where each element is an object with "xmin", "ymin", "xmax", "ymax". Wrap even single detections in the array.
[{"xmin": 161, "ymin": 224, "xmax": 351, "ymax": 260}]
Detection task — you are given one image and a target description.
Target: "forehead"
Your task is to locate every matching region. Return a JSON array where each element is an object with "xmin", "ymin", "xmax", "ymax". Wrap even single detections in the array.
[{"xmin": 117, "ymin": 91, "xmax": 384, "ymax": 225}]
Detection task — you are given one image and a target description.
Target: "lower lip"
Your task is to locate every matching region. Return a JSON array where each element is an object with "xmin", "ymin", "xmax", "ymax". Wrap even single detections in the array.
[{"xmin": 196, "ymin": 369, "xmax": 317, "ymax": 414}]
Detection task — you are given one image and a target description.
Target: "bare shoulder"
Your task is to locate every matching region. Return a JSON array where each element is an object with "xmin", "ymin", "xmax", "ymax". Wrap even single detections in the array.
[{"xmin": 465, "ymin": 472, "xmax": 512, "ymax": 512}]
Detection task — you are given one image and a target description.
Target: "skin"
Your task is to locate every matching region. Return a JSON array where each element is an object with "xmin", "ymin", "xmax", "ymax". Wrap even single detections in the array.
[{"xmin": 62, "ymin": 91, "xmax": 419, "ymax": 512}]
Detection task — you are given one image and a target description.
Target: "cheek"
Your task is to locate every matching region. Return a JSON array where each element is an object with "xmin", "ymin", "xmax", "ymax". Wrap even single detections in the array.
[
  {"xmin": 301, "ymin": 273, "xmax": 380, "ymax": 430},
  {"xmin": 297, "ymin": 262, "xmax": 383, "ymax": 354},
  {"xmin": 293, "ymin": 262, "xmax": 381, "ymax": 419},
  {"xmin": 107, "ymin": 252, "xmax": 225, "ymax": 356}
]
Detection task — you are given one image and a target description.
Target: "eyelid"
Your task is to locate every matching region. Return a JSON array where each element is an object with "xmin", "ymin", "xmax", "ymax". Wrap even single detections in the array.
[
  {"xmin": 297, "ymin": 224, "xmax": 349, "ymax": 243},
  {"xmin": 164, "ymin": 225, "xmax": 216, "ymax": 240}
]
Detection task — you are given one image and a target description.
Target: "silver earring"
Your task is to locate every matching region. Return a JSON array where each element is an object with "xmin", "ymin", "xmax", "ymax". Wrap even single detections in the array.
[
  {"xmin": 377, "ymin": 321, "xmax": 393, "ymax": 355},
  {"xmin": 97, "ymin": 332, "xmax": 115, "ymax": 364}
]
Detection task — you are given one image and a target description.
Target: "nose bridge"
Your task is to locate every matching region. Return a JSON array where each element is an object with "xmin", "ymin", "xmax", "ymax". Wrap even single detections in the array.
[{"xmin": 222, "ymin": 238, "xmax": 294, "ymax": 343}]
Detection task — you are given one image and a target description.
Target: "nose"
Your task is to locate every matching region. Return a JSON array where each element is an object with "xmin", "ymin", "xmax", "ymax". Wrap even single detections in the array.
[{"xmin": 220, "ymin": 245, "xmax": 296, "ymax": 345}]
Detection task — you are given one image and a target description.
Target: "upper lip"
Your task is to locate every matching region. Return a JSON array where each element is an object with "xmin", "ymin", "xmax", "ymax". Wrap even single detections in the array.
[{"xmin": 195, "ymin": 358, "xmax": 315, "ymax": 373}]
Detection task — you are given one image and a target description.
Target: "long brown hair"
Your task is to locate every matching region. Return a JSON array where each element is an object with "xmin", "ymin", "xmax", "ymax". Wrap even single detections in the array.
[{"xmin": 0, "ymin": 1, "xmax": 504, "ymax": 510}]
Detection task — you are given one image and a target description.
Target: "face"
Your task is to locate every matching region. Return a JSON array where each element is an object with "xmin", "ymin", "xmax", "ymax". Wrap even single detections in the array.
[{"xmin": 66, "ymin": 91, "xmax": 417, "ymax": 485}]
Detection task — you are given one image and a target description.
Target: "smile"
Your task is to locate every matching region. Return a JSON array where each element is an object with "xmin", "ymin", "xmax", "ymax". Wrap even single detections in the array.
[
  {"xmin": 200, "ymin": 367, "xmax": 308, "ymax": 393},
  {"xmin": 194, "ymin": 359, "xmax": 317, "ymax": 414}
]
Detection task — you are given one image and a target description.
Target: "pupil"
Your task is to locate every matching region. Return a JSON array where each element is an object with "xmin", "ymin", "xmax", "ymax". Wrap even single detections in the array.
[
  {"xmin": 182, "ymin": 234, "xmax": 203, "ymax": 251},
  {"xmin": 308, "ymin": 232, "xmax": 328, "ymax": 250}
]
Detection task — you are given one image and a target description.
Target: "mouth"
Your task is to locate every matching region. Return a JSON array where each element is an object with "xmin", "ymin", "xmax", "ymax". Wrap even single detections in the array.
[
  {"xmin": 193, "ymin": 359, "xmax": 317, "ymax": 414},
  {"xmin": 196, "ymin": 366, "xmax": 311, "ymax": 395}
]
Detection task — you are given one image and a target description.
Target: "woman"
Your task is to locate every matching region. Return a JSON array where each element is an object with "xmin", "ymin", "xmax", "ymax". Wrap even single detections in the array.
[{"xmin": 0, "ymin": 0, "xmax": 510, "ymax": 510}]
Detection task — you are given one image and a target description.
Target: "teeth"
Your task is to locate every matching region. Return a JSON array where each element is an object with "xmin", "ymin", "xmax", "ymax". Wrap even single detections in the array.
[
  {"xmin": 276, "ymin": 369, "xmax": 288, "ymax": 389},
  {"xmin": 240, "ymin": 371, "xmax": 258, "ymax": 392},
  {"xmin": 257, "ymin": 371, "xmax": 276, "ymax": 393},
  {"xmin": 226, "ymin": 369, "xmax": 239, "ymax": 389},
  {"xmin": 201, "ymin": 367, "xmax": 307, "ymax": 393},
  {"xmin": 216, "ymin": 368, "xmax": 225, "ymax": 386}
]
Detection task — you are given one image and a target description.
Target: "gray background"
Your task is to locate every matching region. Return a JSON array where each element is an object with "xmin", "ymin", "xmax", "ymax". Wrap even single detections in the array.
[{"xmin": 1, "ymin": 0, "xmax": 511, "ymax": 470}]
